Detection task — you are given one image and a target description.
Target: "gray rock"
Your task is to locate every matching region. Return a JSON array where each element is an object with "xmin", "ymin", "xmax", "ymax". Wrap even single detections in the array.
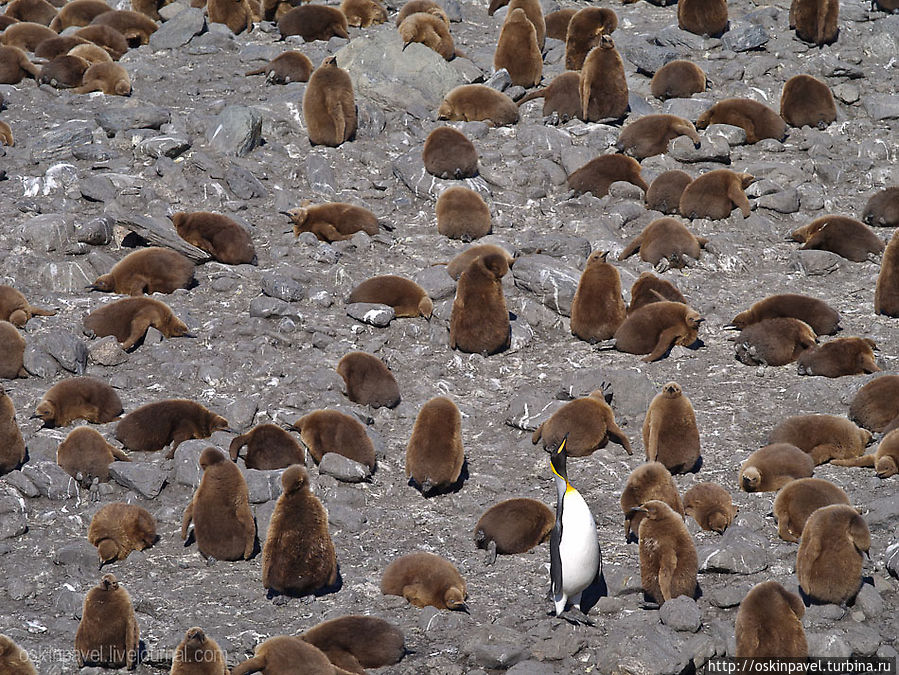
[
  {"xmin": 54, "ymin": 540, "xmax": 97, "ymax": 570},
  {"xmin": 8, "ymin": 576, "xmax": 35, "ymax": 601},
  {"xmin": 705, "ymin": 124, "xmax": 747, "ymax": 146},
  {"xmin": 89, "ymin": 336, "xmax": 129, "ymax": 366},
  {"xmin": 261, "ymin": 272, "xmax": 306, "ymax": 302},
  {"xmin": 326, "ymin": 502, "xmax": 367, "ymax": 531},
  {"xmin": 806, "ymin": 633, "xmax": 851, "ymax": 658},
  {"xmin": 23, "ymin": 214, "xmax": 75, "ymax": 253},
  {"xmin": 517, "ymin": 233, "xmax": 591, "ymax": 261},
  {"xmin": 708, "ymin": 583, "xmax": 751, "ymax": 608},
  {"xmin": 414, "ymin": 266, "xmax": 456, "ymax": 301},
  {"xmin": 863, "ymin": 96, "xmax": 899, "ymax": 121},
  {"xmin": 392, "ymin": 148, "xmax": 491, "ymax": 201},
  {"xmin": 652, "ymin": 26, "xmax": 707, "ymax": 50},
  {"xmin": 318, "ymin": 453, "xmax": 372, "ymax": 483},
  {"xmin": 485, "ymin": 69, "xmax": 512, "ymax": 91},
  {"xmin": 109, "ymin": 462, "xmax": 167, "ymax": 499},
  {"xmin": 44, "ymin": 330, "xmax": 89, "ymax": 374},
  {"xmin": 207, "ymin": 106, "xmax": 263, "ymax": 157},
  {"xmin": 149, "ymin": 7, "xmax": 205, "ymax": 50},
  {"xmin": 597, "ymin": 622, "xmax": 691, "ymax": 675},
  {"xmin": 619, "ymin": 39, "xmax": 678, "ymax": 75},
  {"xmin": 54, "ymin": 587, "xmax": 82, "ymax": 618},
  {"xmin": 23, "ymin": 342, "xmax": 60, "ymax": 378},
  {"xmin": 187, "ymin": 29, "xmax": 238, "ymax": 54},
  {"xmin": 697, "ymin": 526, "xmax": 768, "ymax": 574},
  {"xmin": 226, "ymin": 165, "xmax": 266, "ymax": 199},
  {"xmin": 0, "ymin": 485, "xmax": 27, "ymax": 539},
  {"xmin": 224, "ymin": 398, "xmax": 257, "ymax": 430},
  {"xmin": 76, "ymin": 216, "xmax": 114, "ymax": 245},
  {"xmin": 659, "ymin": 596, "xmax": 702, "ymax": 632},
  {"xmin": 504, "ymin": 392, "xmax": 565, "ymax": 431},
  {"xmin": 3, "ymin": 471, "xmax": 40, "ymax": 498},
  {"xmin": 669, "ymin": 135, "xmax": 731, "ymax": 163},
  {"xmin": 305, "ymin": 152, "xmax": 338, "ymax": 196},
  {"xmin": 242, "ymin": 468, "xmax": 282, "ymax": 503},
  {"xmin": 79, "ymin": 176, "xmax": 118, "ymax": 203},
  {"xmin": 792, "ymin": 250, "xmax": 842, "ymax": 276},
  {"xmin": 842, "ymin": 622, "xmax": 881, "ymax": 656},
  {"xmin": 467, "ymin": 626, "xmax": 529, "ymax": 669},
  {"xmin": 511, "ymin": 254, "xmax": 580, "ymax": 316},
  {"xmin": 664, "ymin": 97, "xmax": 715, "ymax": 122},
  {"xmin": 20, "ymin": 462, "xmax": 80, "ymax": 500},
  {"xmin": 756, "ymin": 188, "xmax": 800, "ymax": 213},
  {"xmin": 114, "ymin": 214, "xmax": 210, "ymax": 262},
  {"xmin": 249, "ymin": 296, "xmax": 292, "ymax": 319},
  {"xmin": 96, "ymin": 105, "xmax": 171, "ymax": 134},
  {"xmin": 507, "ymin": 660, "xmax": 556, "ymax": 675},
  {"xmin": 173, "ymin": 440, "xmax": 207, "ymax": 488},
  {"xmin": 30, "ymin": 120, "xmax": 95, "ymax": 163},
  {"xmin": 138, "ymin": 135, "xmax": 191, "ymax": 159},
  {"xmin": 867, "ymin": 493, "xmax": 899, "ymax": 525},
  {"xmin": 346, "ymin": 303, "xmax": 394, "ymax": 327},
  {"xmin": 558, "ymin": 367, "xmax": 655, "ymax": 421},
  {"xmin": 721, "ymin": 24, "xmax": 769, "ymax": 52},
  {"xmin": 335, "ymin": 30, "xmax": 465, "ymax": 109},
  {"xmin": 854, "ymin": 583, "xmax": 883, "ymax": 618}
]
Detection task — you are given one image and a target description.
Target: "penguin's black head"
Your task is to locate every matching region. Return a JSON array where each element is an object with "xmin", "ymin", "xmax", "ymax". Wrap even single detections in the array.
[{"xmin": 550, "ymin": 435, "xmax": 569, "ymax": 483}]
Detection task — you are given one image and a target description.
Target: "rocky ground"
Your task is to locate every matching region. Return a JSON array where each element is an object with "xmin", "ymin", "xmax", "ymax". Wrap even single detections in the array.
[{"xmin": 1, "ymin": 0, "xmax": 898, "ymax": 672}]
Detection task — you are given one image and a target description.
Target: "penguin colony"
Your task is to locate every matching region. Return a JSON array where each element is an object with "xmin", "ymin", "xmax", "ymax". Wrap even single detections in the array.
[{"xmin": 0, "ymin": 0, "xmax": 897, "ymax": 668}]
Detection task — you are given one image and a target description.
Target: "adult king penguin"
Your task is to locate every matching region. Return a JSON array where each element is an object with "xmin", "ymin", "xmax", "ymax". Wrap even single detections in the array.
[{"xmin": 550, "ymin": 435, "xmax": 601, "ymax": 621}]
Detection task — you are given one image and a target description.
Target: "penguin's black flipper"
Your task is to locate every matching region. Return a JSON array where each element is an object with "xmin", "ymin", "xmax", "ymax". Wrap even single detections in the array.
[{"xmin": 549, "ymin": 522, "xmax": 562, "ymax": 596}]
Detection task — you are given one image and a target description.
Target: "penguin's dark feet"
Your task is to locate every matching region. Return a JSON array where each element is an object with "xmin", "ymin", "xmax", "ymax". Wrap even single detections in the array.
[
  {"xmin": 558, "ymin": 608, "xmax": 594, "ymax": 626},
  {"xmin": 484, "ymin": 541, "xmax": 497, "ymax": 566}
]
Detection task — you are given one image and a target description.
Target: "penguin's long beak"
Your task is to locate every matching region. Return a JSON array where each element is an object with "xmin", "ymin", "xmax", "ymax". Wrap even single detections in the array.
[
  {"xmin": 550, "ymin": 434, "xmax": 570, "ymax": 484},
  {"xmin": 627, "ymin": 506, "xmax": 648, "ymax": 516}
]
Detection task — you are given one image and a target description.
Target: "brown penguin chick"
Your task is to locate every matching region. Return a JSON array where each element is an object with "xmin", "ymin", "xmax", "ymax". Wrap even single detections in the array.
[
  {"xmin": 645, "ymin": 170, "xmax": 693, "ymax": 215},
  {"xmin": 181, "ymin": 447, "xmax": 255, "ymax": 561},
  {"xmin": 83, "ymin": 296, "xmax": 192, "ymax": 351},
  {"xmin": 231, "ymin": 636, "xmax": 338, "ymax": 675},
  {"xmin": 88, "ymin": 502, "xmax": 157, "ymax": 567},
  {"xmin": 628, "ymin": 272, "xmax": 686, "ymax": 314},
  {"xmin": 772, "ymin": 477, "xmax": 850, "ymax": 543},
  {"xmin": 57, "ymin": 426, "xmax": 130, "ymax": 483},
  {"xmin": 89, "ymin": 247, "xmax": 195, "ymax": 295},
  {"xmin": 405, "ymin": 396, "xmax": 465, "ymax": 495},
  {"xmin": 300, "ymin": 616, "xmax": 406, "ymax": 673},
  {"xmin": 789, "ymin": 0, "xmax": 838, "ymax": 45},
  {"xmin": 0, "ymin": 22, "xmax": 57, "ymax": 51},
  {"xmin": 398, "ymin": 11, "xmax": 455, "ymax": 60},
  {"xmin": 279, "ymin": 5, "xmax": 348, "ymax": 40},
  {"xmin": 849, "ymin": 375, "xmax": 899, "ymax": 432},
  {"xmin": 564, "ymin": 7, "xmax": 617, "ymax": 70},
  {"xmin": 73, "ymin": 25, "xmax": 129, "ymax": 60},
  {"xmin": 0, "ymin": 121, "xmax": 13, "ymax": 147},
  {"xmin": 739, "ymin": 443, "xmax": 814, "ymax": 492},
  {"xmin": 473, "ymin": 498, "xmax": 554, "ymax": 561},
  {"xmin": 0, "ymin": 46, "xmax": 41, "ymax": 84},
  {"xmin": 68, "ymin": 44, "xmax": 113, "ymax": 66},
  {"xmin": 336, "ymin": 351, "xmax": 401, "ymax": 409},
  {"xmin": 683, "ymin": 482, "xmax": 736, "ymax": 533},
  {"xmin": 34, "ymin": 377, "xmax": 123, "ymax": 428},
  {"xmin": 634, "ymin": 500, "xmax": 698, "ymax": 605},
  {"xmin": 292, "ymin": 409, "xmax": 376, "ymax": 469},
  {"xmin": 131, "ymin": 0, "xmax": 171, "ymax": 22},
  {"xmin": 650, "ymin": 60, "xmax": 707, "ymax": 100},
  {"xmin": 516, "ymin": 71, "xmax": 582, "ymax": 122},
  {"xmin": 616, "ymin": 115, "xmax": 701, "ymax": 159},
  {"xmin": 0, "ymin": 391, "xmax": 26, "ymax": 475},
  {"xmin": 507, "ymin": 0, "xmax": 545, "ymax": 49},
  {"xmin": 207, "ymin": 0, "xmax": 259, "ymax": 34},
  {"xmin": 790, "ymin": 215, "xmax": 883, "ymax": 262},
  {"xmin": 494, "ymin": 8, "xmax": 541, "ymax": 87},
  {"xmin": 864, "ymin": 186, "xmax": 899, "ymax": 227},
  {"xmin": 531, "ymin": 389, "xmax": 632, "ymax": 456},
  {"xmin": 449, "ymin": 251, "xmax": 511, "ymax": 355},
  {"xmin": 620, "ymin": 462, "xmax": 684, "ymax": 542},
  {"xmin": 768, "ymin": 414, "xmax": 871, "ymax": 465},
  {"xmin": 39, "ymin": 54, "xmax": 90, "ymax": 89},
  {"xmin": 446, "ymin": 244, "xmax": 514, "ymax": 279},
  {"xmin": 422, "ymin": 127, "xmax": 478, "ymax": 179},
  {"xmin": 50, "ymin": 0, "xmax": 112, "ymax": 31},
  {"xmin": 734, "ymin": 317, "xmax": 817, "ymax": 367},
  {"xmin": 642, "ymin": 382, "xmax": 701, "ymax": 474},
  {"xmin": 396, "ymin": 0, "xmax": 448, "ymax": 26},
  {"xmin": 570, "ymin": 250, "xmax": 626, "ymax": 343},
  {"xmin": 262, "ymin": 464, "xmax": 338, "ymax": 596},
  {"xmin": 115, "ymin": 399, "xmax": 230, "ymax": 459},
  {"xmin": 436, "ymin": 186, "xmax": 491, "ymax": 240},
  {"xmin": 381, "ymin": 551, "xmax": 468, "ymax": 610},
  {"xmin": 74, "ymin": 574, "xmax": 140, "ymax": 669},
  {"xmin": 0, "ymin": 634, "xmax": 37, "ymax": 675},
  {"xmin": 0, "ymin": 285, "xmax": 56, "ymax": 327},
  {"xmin": 618, "ymin": 217, "xmax": 708, "ymax": 268},
  {"xmin": 875, "ymin": 229, "xmax": 899, "ymax": 317},
  {"xmin": 437, "ymin": 84, "xmax": 519, "ymax": 125},
  {"xmin": 285, "ymin": 201, "xmax": 378, "ymax": 242},
  {"xmin": 5, "ymin": 0, "xmax": 58, "ymax": 25},
  {"xmin": 72, "ymin": 61, "xmax": 131, "ymax": 95},
  {"xmin": 229, "ymin": 423, "xmax": 304, "ymax": 469},
  {"xmin": 347, "ymin": 275, "xmax": 433, "ymax": 318},
  {"xmin": 679, "ymin": 169, "xmax": 754, "ymax": 220},
  {"xmin": 677, "ymin": 0, "xmax": 727, "ymax": 36},
  {"xmin": 797, "ymin": 504, "xmax": 869, "ymax": 604},
  {"xmin": 33, "ymin": 35, "xmax": 89, "ymax": 59},
  {"xmin": 797, "ymin": 337, "xmax": 879, "ymax": 378},
  {"xmin": 245, "ymin": 50, "xmax": 313, "ymax": 83},
  {"xmin": 567, "ymin": 154, "xmax": 647, "ymax": 197},
  {"xmin": 833, "ymin": 428, "xmax": 899, "ymax": 478},
  {"xmin": 0, "ymin": 17, "xmax": 18, "ymax": 30},
  {"xmin": 613, "ymin": 301, "xmax": 704, "ymax": 362},
  {"xmin": 728, "ymin": 293, "xmax": 842, "ymax": 335},
  {"xmin": 340, "ymin": 0, "xmax": 387, "ymax": 26},
  {"xmin": 580, "ymin": 37, "xmax": 628, "ymax": 122},
  {"xmin": 170, "ymin": 627, "xmax": 228, "ymax": 675},
  {"xmin": 780, "ymin": 74, "xmax": 836, "ymax": 128},
  {"xmin": 735, "ymin": 581, "xmax": 808, "ymax": 658},
  {"xmin": 696, "ymin": 98, "xmax": 787, "ymax": 144},
  {"xmin": 0, "ymin": 321, "xmax": 27, "ymax": 379},
  {"xmin": 90, "ymin": 9, "xmax": 157, "ymax": 45},
  {"xmin": 544, "ymin": 7, "xmax": 575, "ymax": 39},
  {"xmin": 303, "ymin": 57, "xmax": 356, "ymax": 147},
  {"xmin": 172, "ymin": 211, "xmax": 256, "ymax": 265}
]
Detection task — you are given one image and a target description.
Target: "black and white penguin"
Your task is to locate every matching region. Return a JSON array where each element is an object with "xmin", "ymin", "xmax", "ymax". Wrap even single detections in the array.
[{"xmin": 549, "ymin": 435, "xmax": 601, "ymax": 618}]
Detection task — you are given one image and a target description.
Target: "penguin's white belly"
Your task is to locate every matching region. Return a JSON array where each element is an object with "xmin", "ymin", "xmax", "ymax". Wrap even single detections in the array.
[{"xmin": 559, "ymin": 489, "xmax": 600, "ymax": 595}]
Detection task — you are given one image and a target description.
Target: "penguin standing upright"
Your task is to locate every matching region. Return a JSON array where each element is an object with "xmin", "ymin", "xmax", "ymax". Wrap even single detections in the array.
[{"xmin": 550, "ymin": 435, "xmax": 601, "ymax": 619}]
